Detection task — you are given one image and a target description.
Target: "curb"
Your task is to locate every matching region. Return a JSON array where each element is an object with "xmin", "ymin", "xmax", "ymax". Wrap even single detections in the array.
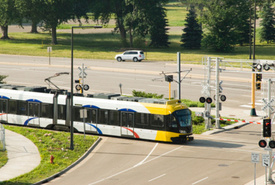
[
  {"xmin": 201, "ymin": 121, "xmax": 250, "ymax": 135},
  {"xmin": 33, "ymin": 137, "xmax": 102, "ymax": 185}
]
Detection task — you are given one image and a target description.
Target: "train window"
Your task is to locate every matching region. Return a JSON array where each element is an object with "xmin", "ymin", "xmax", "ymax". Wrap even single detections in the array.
[
  {"xmin": 136, "ymin": 113, "xmax": 150, "ymax": 128},
  {"xmin": 173, "ymin": 109, "xmax": 192, "ymax": 127},
  {"xmin": 73, "ymin": 106, "xmax": 82, "ymax": 121},
  {"xmin": 99, "ymin": 109, "xmax": 109, "ymax": 124},
  {"xmin": 121, "ymin": 112, "xmax": 134, "ymax": 127},
  {"xmin": 41, "ymin": 103, "xmax": 53, "ymax": 118},
  {"xmin": 150, "ymin": 114, "xmax": 164, "ymax": 128},
  {"xmin": 87, "ymin": 108, "xmax": 98, "ymax": 123},
  {"xmin": 28, "ymin": 102, "xmax": 40, "ymax": 117},
  {"xmin": 58, "ymin": 105, "xmax": 66, "ymax": 120},
  {"xmin": 168, "ymin": 114, "xmax": 178, "ymax": 128},
  {"xmin": 128, "ymin": 113, "xmax": 134, "ymax": 125},
  {"xmin": 109, "ymin": 110, "xmax": 119, "ymax": 125},
  {"xmin": 18, "ymin": 101, "xmax": 27, "ymax": 115},
  {"xmin": 8, "ymin": 100, "xmax": 17, "ymax": 114},
  {"xmin": 0, "ymin": 99, "xmax": 7, "ymax": 113}
]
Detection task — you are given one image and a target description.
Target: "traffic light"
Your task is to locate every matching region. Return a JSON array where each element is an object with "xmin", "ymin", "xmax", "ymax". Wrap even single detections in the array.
[
  {"xmin": 206, "ymin": 97, "xmax": 212, "ymax": 104},
  {"xmin": 255, "ymin": 73, "xmax": 262, "ymax": 90},
  {"xmin": 165, "ymin": 75, "xmax": 173, "ymax": 82},
  {"xmin": 263, "ymin": 119, "xmax": 272, "ymax": 137},
  {"xmin": 269, "ymin": 140, "xmax": 275, "ymax": 148},
  {"xmin": 256, "ymin": 82, "xmax": 261, "ymax": 90},
  {"xmin": 259, "ymin": 139, "xmax": 267, "ymax": 148},
  {"xmin": 256, "ymin": 73, "xmax": 262, "ymax": 81},
  {"xmin": 199, "ymin": 97, "xmax": 205, "ymax": 103}
]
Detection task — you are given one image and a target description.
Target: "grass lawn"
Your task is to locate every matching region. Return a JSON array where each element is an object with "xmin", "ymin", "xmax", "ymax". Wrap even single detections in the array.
[
  {"xmin": 0, "ymin": 150, "xmax": 8, "ymax": 169},
  {"xmin": 0, "ymin": 3, "xmax": 274, "ymax": 62},
  {"xmin": 1, "ymin": 31, "xmax": 274, "ymax": 63},
  {"xmin": 1, "ymin": 125, "xmax": 98, "ymax": 185}
]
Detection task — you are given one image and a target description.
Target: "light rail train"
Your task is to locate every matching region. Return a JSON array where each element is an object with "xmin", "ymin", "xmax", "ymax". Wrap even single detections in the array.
[{"xmin": 0, "ymin": 84, "xmax": 193, "ymax": 143}]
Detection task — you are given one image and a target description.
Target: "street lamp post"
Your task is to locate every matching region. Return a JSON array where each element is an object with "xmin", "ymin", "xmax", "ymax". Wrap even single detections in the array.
[
  {"xmin": 251, "ymin": 0, "xmax": 257, "ymax": 116},
  {"xmin": 70, "ymin": 25, "xmax": 102, "ymax": 150}
]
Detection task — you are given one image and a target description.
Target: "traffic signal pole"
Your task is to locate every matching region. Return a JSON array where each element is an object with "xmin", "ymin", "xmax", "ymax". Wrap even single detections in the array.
[
  {"xmin": 267, "ymin": 79, "xmax": 274, "ymax": 183},
  {"xmin": 215, "ymin": 58, "xmax": 221, "ymax": 129}
]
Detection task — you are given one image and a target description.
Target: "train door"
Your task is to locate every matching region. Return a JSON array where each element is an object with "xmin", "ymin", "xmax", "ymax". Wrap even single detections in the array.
[
  {"xmin": 121, "ymin": 112, "xmax": 134, "ymax": 137},
  {"xmin": 28, "ymin": 102, "xmax": 40, "ymax": 126},
  {"xmin": 86, "ymin": 108, "xmax": 98, "ymax": 133},
  {"xmin": 0, "ymin": 99, "xmax": 8, "ymax": 122}
]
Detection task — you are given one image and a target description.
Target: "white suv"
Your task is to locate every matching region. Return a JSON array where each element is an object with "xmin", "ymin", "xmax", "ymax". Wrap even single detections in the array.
[{"xmin": 115, "ymin": 50, "xmax": 145, "ymax": 62}]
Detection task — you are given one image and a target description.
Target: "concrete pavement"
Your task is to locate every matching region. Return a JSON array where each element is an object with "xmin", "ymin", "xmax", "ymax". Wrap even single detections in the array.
[{"xmin": 0, "ymin": 128, "xmax": 40, "ymax": 182}]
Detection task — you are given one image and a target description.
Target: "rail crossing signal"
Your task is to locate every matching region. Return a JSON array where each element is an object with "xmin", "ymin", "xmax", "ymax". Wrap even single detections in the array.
[{"xmin": 263, "ymin": 119, "xmax": 272, "ymax": 137}]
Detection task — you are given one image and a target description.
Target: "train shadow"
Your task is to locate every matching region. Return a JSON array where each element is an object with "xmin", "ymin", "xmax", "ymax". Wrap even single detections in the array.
[{"xmin": 186, "ymin": 139, "xmax": 244, "ymax": 148}]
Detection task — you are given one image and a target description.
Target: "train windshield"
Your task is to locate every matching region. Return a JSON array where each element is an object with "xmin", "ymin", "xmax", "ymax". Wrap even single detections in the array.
[{"xmin": 173, "ymin": 109, "xmax": 191, "ymax": 127}]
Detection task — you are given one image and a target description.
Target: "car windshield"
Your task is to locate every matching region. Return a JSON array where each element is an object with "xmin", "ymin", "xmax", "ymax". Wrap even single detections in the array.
[
  {"xmin": 173, "ymin": 109, "xmax": 191, "ymax": 127},
  {"xmin": 140, "ymin": 51, "xmax": 144, "ymax": 54}
]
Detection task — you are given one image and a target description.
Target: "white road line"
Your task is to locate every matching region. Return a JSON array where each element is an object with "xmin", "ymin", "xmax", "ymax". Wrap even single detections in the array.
[
  {"xmin": 148, "ymin": 174, "xmax": 166, "ymax": 182},
  {"xmin": 134, "ymin": 143, "xmax": 158, "ymax": 167},
  {"xmin": 192, "ymin": 177, "xmax": 208, "ymax": 185},
  {"xmin": 88, "ymin": 145, "xmax": 183, "ymax": 185}
]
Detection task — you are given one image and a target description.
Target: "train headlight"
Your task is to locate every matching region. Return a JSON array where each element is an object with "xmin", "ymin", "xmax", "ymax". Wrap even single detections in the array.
[{"xmin": 179, "ymin": 130, "xmax": 186, "ymax": 134}]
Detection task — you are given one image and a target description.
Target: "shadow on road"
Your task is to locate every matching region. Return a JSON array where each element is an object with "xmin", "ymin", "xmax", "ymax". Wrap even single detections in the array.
[{"xmin": 188, "ymin": 139, "xmax": 243, "ymax": 148}]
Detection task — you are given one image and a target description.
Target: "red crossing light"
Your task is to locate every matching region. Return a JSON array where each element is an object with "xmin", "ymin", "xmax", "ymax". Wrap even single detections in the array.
[{"xmin": 259, "ymin": 140, "xmax": 267, "ymax": 148}]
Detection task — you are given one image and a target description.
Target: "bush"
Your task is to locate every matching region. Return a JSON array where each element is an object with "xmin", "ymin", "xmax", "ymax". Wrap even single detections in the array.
[
  {"xmin": 191, "ymin": 111, "xmax": 204, "ymax": 125},
  {"xmin": 132, "ymin": 90, "xmax": 164, "ymax": 99}
]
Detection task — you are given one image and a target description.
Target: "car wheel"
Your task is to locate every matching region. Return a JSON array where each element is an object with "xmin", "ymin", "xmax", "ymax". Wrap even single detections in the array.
[
  {"xmin": 117, "ymin": 57, "xmax": 122, "ymax": 62},
  {"xmin": 133, "ymin": 57, "xmax": 138, "ymax": 62}
]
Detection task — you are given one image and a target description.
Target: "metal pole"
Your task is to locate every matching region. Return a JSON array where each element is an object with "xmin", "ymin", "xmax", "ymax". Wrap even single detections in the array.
[
  {"xmin": 82, "ymin": 63, "xmax": 85, "ymax": 95},
  {"xmin": 215, "ymin": 58, "xmax": 220, "ymax": 129},
  {"xmin": 70, "ymin": 27, "xmax": 74, "ymax": 150},
  {"xmin": 251, "ymin": 0, "xmax": 257, "ymax": 116},
  {"xmin": 169, "ymin": 82, "xmax": 171, "ymax": 100},
  {"xmin": 254, "ymin": 163, "xmax": 256, "ymax": 185},
  {"xmin": 205, "ymin": 57, "xmax": 211, "ymax": 130},
  {"xmin": 267, "ymin": 79, "xmax": 273, "ymax": 183},
  {"xmin": 177, "ymin": 52, "xmax": 181, "ymax": 101},
  {"xmin": 253, "ymin": 0, "xmax": 256, "ymax": 60}
]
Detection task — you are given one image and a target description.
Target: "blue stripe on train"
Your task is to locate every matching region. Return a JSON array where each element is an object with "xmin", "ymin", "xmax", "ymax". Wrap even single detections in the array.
[
  {"xmin": 24, "ymin": 117, "xmax": 37, "ymax": 125},
  {"xmin": 86, "ymin": 123, "xmax": 103, "ymax": 134}
]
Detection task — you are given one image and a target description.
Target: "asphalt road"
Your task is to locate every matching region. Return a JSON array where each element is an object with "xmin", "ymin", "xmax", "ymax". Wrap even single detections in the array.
[
  {"xmin": 0, "ymin": 54, "xmax": 270, "ymax": 111},
  {"xmin": 46, "ymin": 124, "xmax": 264, "ymax": 185}
]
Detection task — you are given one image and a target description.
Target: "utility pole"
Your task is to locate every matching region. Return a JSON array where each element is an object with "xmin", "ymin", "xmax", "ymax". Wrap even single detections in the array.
[
  {"xmin": 215, "ymin": 58, "xmax": 221, "ymax": 129},
  {"xmin": 205, "ymin": 57, "xmax": 212, "ymax": 130},
  {"xmin": 177, "ymin": 52, "xmax": 181, "ymax": 101},
  {"xmin": 251, "ymin": 0, "xmax": 257, "ymax": 116}
]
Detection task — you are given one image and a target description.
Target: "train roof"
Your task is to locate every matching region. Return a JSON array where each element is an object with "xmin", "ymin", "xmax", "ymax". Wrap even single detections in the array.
[{"xmin": 0, "ymin": 84, "xmax": 182, "ymax": 106}]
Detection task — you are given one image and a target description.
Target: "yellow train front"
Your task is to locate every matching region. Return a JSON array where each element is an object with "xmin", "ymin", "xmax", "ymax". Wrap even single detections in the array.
[{"xmin": 139, "ymin": 99, "xmax": 193, "ymax": 143}]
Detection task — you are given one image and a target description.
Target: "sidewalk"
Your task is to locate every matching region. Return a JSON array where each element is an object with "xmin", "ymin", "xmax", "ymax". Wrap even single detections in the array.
[{"xmin": 0, "ymin": 129, "xmax": 40, "ymax": 182}]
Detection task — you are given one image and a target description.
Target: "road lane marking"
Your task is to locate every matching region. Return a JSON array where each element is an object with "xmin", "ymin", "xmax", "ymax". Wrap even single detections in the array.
[
  {"xmin": 134, "ymin": 143, "xmax": 158, "ymax": 167},
  {"xmin": 88, "ymin": 145, "xmax": 183, "ymax": 185},
  {"xmin": 192, "ymin": 177, "xmax": 208, "ymax": 185},
  {"xmin": 148, "ymin": 174, "xmax": 166, "ymax": 182}
]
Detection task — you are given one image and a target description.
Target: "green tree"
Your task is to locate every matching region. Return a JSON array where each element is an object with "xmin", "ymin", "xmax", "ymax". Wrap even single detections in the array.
[
  {"xmin": 148, "ymin": 3, "xmax": 170, "ymax": 47},
  {"xmin": 15, "ymin": 0, "xmax": 45, "ymax": 33},
  {"xmin": 91, "ymin": 0, "xmax": 169, "ymax": 48},
  {"xmin": 181, "ymin": 5, "xmax": 202, "ymax": 49},
  {"xmin": 0, "ymin": 75, "xmax": 7, "ymax": 84},
  {"xmin": 41, "ymin": 0, "xmax": 89, "ymax": 44},
  {"xmin": 259, "ymin": 0, "xmax": 275, "ymax": 43},
  {"xmin": 0, "ymin": 0, "xmax": 21, "ymax": 39},
  {"xmin": 201, "ymin": 0, "xmax": 250, "ymax": 52}
]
